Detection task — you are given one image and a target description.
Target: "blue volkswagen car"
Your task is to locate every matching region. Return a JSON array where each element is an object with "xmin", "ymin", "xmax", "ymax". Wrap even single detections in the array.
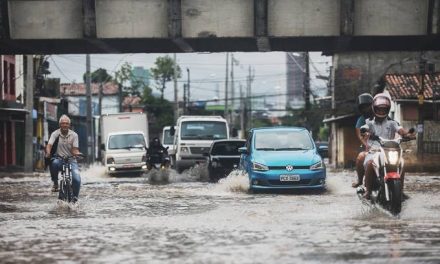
[{"xmin": 239, "ymin": 127, "xmax": 326, "ymax": 191}]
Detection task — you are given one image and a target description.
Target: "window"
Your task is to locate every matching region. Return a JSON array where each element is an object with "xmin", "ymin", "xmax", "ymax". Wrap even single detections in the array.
[
  {"xmin": 181, "ymin": 121, "xmax": 227, "ymax": 140},
  {"xmin": 108, "ymin": 134, "xmax": 145, "ymax": 150},
  {"xmin": 255, "ymin": 130, "xmax": 313, "ymax": 150}
]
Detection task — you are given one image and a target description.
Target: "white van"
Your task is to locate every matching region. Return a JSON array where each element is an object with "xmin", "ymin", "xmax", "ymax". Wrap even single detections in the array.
[
  {"xmin": 100, "ymin": 112, "xmax": 149, "ymax": 175},
  {"xmin": 170, "ymin": 116, "xmax": 229, "ymax": 173}
]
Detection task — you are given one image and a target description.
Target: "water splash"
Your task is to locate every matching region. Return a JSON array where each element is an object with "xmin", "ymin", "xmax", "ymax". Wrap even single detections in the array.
[{"xmin": 215, "ymin": 170, "xmax": 249, "ymax": 193}]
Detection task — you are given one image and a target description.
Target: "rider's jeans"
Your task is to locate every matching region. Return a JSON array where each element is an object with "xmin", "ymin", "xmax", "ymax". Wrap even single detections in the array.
[{"xmin": 50, "ymin": 159, "xmax": 81, "ymax": 199}]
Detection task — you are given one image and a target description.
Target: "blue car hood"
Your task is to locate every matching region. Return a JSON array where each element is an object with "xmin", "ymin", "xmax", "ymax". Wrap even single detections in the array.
[{"xmin": 253, "ymin": 150, "xmax": 319, "ymax": 166}]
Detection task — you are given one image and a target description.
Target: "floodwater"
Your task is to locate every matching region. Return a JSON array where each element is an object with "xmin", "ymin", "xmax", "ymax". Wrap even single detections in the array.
[{"xmin": 1, "ymin": 164, "xmax": 440, "ymax": 264}]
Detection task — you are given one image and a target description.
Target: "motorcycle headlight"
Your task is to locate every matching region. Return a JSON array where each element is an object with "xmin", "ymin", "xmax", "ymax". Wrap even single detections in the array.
[
  {"xmin": 310, "ymin": 160, "xmax": 324, "ymax": 170},
  {"xmin": 387, "ymin": 151, "xmax": 399, "ymax": 165},
  {"xmin": 252, "ymin": 162, "xmax": 269, "ymax": 171}
]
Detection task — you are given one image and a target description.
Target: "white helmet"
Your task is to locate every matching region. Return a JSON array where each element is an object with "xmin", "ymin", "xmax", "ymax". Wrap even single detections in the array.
[{"xmin": 372, "ymin": 93, "xmax": 391, "ymax": 118}]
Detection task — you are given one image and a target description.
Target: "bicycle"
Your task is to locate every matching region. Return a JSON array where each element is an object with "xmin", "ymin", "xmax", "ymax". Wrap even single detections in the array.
[{"xmin": 51, "ymin": 154, "xmax": 84, "ymax": 203}]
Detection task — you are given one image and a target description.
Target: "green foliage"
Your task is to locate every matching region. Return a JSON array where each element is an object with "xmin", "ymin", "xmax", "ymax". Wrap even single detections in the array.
[
  {"xmin": 281, "ymin": 102, "xmax": 330, "ymax": 140},
  {"xmin": 142, "ymin": 86, "xmax": 174, "ymax": 136},
  {"xmin": 318, "ymin": 126, "xmax": 329, "ymax": 141},
  {"xmin": 83, "ymin": 68, "xmax": 113, "ymax": 83},
  {"xmin": 252, "ymin": 118, "xmax": 272, "ymax": 128},
  {"xmin": 150, "ymin": 56, "xmax": 181, "ymax": 100}
]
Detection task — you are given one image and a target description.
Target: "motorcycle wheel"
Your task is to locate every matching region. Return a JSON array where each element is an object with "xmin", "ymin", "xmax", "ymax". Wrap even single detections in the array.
[{"xmin": 388, "ymin": 179, "xmax": 402, "ymax": 215}]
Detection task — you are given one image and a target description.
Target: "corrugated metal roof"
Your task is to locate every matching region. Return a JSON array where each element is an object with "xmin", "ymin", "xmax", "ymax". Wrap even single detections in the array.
[{"xmin": 385, "ymin": 73, "xmax": 440, "ymax": 100}]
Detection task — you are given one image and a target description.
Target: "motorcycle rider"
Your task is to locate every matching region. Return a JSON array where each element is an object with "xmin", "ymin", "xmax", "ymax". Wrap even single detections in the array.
[
  {"xmin": 361, "ymin": 93, "xmax": 416, "ymax": 199},
  {"xmin": 352, "ymin": 93, "xmax": 374, "ymax": 188},
  {"xmin": 147, "ymin": 137, "xmax": 169, "ymax": 167},
  {"xmin": 45, "ymin": 114, "xmax": 82, "ymax": 202}
]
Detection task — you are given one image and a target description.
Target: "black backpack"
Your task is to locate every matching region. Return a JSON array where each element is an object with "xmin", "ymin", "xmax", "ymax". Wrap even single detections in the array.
[{"xmin": 44, "ymin": 136, "xmax": 59, "ymax": 169}]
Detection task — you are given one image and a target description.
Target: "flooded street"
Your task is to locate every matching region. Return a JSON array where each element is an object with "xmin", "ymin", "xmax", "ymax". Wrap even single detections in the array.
[{"xmin": 1, "ymin": 165, "xmax": 440, "ymax": 264}]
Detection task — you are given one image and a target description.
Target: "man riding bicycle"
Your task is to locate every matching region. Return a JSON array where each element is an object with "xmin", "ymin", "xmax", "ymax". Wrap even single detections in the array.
[{"xmin": 45, "ymin": 114, "xmax": 82, "ymax": 202}]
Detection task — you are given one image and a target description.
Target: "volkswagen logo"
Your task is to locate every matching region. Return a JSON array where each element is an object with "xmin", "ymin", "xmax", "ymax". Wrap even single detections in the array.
[{"xmin": 286, "ymin": 165, "xmax": 294, "ymax": 171}]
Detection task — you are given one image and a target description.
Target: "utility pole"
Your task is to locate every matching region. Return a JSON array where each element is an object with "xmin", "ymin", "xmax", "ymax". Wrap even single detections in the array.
[
  {"xmin": 224, "ymin": 52, "xmax": 229, "ymax": 119},
  {"xmin": 86, "ymin": 54, "xmax": 94, "ymax": 164},
  {"xmin": 24, "ymin": 55, "xmax": 34, "ymax": 173},
  {"xmin": 417, "ymin": 55, "xmax": 426, "ymax": 161},
  {"xmin": 173, "ymin": 53, "xmax": 178, "ymax": 122},
  {"xmin": 247, "ymin": 66, "xmax": 255, "ymax": 129},
  {"xmin": 240, "ymin": 83, "xmax": 245, "ymax": 139},
  {"xmin": 186, "ymin": 68, "xmax": 190, "ymax": 105},
  {"xmin": 304, "ymin": 52, "xmax": 311, "ymax": 111},
  {"xmin": 230, "ymin": 54, "xmax": 235, "ymax": 127},
  {"xmin": 183, "ymin": 83, "xmax": 187, "ymax": 114}
]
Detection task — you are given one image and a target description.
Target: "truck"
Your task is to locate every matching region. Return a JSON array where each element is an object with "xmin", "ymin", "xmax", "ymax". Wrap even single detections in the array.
[
  {"xmin": 162, "ymin": 126, "xmax": 176, "ymax": 152},
  {"xmin": 170, "ymin": 116, "xmax": 229, "ymax": 173},
  {"xmin": 100, "ymin": 112, "xmax": 149, "ymax": 175}
]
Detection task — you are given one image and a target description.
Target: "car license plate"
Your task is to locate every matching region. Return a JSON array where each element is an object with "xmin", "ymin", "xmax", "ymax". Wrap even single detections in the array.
[
  {"xmin": 280, "ymin": 174, "xmax": 300, "ymax": 181},
  {"xmin": 122, "ymin": 164, "xmax": 135, "ymax": 168}
]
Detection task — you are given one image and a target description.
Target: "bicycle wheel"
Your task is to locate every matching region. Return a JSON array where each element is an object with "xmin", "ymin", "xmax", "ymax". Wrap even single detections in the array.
[{"xmin": 58, "ymin": 180, "xmax": 68, "ymax": 202}]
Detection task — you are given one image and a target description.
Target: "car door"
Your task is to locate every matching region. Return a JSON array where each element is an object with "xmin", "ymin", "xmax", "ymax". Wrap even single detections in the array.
[{"xmin": 239, "ymin": 131, "xmax": 253, "ymax": 172}]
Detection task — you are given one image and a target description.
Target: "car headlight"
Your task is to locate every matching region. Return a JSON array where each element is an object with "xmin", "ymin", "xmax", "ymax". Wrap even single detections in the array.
[
  {"xmin": 180, "ymin": 147, "xmax": 189, "ymax": 153},
  {"xmin": 387, "ymin": 151, "xmax": 399, "ymax": 165},
  {"xmin": 252, "ymin": 162, "xmax": 269, "ymax": 171},
  {"xmin": 310, "ymin": 160, "xmax": 324, "ymax": 170}
]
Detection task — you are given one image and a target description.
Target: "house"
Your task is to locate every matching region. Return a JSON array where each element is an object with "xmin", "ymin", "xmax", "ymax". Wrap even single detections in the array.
[
  {"xmin": 384, "ymin": 73, "xmax": 440, "ymax": 171},
  {"xmin": 122, "ymin": 96, "xmax": 144, "ymax": 113},
  {"xmin": 59, "ymin": 82, "xmax": 120, "ymax": 154},
  {"xmin": 324, "ymin": 72, "xmax": 440, "ymax": 171},
  {"xmin": 0, "ymin": 55, "xmax": 26, "ymax": 169}
]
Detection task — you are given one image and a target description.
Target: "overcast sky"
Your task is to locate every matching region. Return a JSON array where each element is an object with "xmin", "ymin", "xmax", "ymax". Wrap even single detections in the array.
[{"xmin": 48, "ymin": 52, "xmax": 331, "ymax": 106}]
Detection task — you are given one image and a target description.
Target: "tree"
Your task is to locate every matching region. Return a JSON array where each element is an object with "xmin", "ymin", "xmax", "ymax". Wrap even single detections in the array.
[
  {"xmin": 142, "ymin": 86, "xmax": 174, "ymax": 136},
  {"xmin": 150, "ymin": 55, "xmax": 181, "ymax": 100},
  {"xmin": 83, "ymin": 68, "xmax": 112, "ymax": 83}
]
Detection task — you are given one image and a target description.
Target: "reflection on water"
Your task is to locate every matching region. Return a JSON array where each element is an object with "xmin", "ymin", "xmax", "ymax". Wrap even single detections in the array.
[{"xmin": 1, "ymin": 167, "xmax": 440, "ymax": 263}]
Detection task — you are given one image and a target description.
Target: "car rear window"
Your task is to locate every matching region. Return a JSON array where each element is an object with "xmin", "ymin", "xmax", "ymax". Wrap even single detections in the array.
[
  {"xmin": 254, "ymin": 130, "xmax": 313, "ymax": 150},
  {"xmin": 211, "ymin": 141, "xmax": 245, "ymax": 155}
]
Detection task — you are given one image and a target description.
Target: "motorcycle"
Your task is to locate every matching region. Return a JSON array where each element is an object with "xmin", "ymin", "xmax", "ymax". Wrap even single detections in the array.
[
  {"xmin": 356, "ymin": 128, "xmax": 415, "ymax": 215},
  {"xmin": 146, "ymin": 147, "xmax": 170, "ymax": 170}
]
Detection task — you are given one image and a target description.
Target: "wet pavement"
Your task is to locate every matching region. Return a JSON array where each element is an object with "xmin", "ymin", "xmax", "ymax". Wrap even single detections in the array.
[{"xmin": 1, "ymin": 165, "xmax": 440, "ymax": 264}]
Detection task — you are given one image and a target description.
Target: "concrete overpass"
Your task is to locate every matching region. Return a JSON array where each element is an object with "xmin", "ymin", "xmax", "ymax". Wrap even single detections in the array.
[{"xmin": 1, "ymin": 0, "xmax": 440, "ymax": 54}]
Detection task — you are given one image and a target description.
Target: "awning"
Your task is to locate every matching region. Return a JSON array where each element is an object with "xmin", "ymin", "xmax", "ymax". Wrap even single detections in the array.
[
  {"xmin": 323, "ymin": 113, "xmax": 356, "ymax": 123},
  {"xmin": 0, "ymin": 107, "xmax": 29, "ymax": 113},
  {"xmin": 39, "ymin": 97, "xmax": 61, "ymax": 103}
]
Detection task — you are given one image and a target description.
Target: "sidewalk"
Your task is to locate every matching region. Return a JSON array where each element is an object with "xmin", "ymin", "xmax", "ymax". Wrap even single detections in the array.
[{"xmin": 0, "ymin": 167, "xmax": 46, "ymax": 178}]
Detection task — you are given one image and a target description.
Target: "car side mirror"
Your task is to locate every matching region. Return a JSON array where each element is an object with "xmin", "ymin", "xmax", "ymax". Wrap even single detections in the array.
[
  {"xmin": 170, "ymin": 126, "xmax": 175, "ymax": 136},
  {"xmin": 238, "ymin": 147, "xmax": 248, "ymax": 154},
  {"xmin": 100, "ymin": 143, "xmax": 105, "ymax": 150}
]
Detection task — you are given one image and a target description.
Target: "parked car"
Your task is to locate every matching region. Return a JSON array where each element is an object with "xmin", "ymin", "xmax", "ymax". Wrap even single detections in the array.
[
  {"xmin": 239, "ymin": 127, "xmax": 326, "ymax": 191},
  {"xmin": 205, "ymin": 139, "xmax": 246, "ymax": 182},
  {"xmin": 314, "ymin": 141, "xmax": 328, "ymax": 158}
]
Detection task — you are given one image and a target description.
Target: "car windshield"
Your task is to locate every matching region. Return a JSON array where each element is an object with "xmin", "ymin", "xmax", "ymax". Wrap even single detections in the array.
[
  {"xmin": 254, "ymin": 130, "xmax": 313, "ymax": 150},
  {"xmin": 211, "ymin": 141, "xmax": 245, "ymax": 155},
  {"xmin": 181, "ymin": 121, "xmax": 227, "ymax": 140},
  {"xmin": 163, "ymin": 129, "xmax": 174, "ymax": 145},
  {"xmin": 108, "ymin": 134, "xmax": 146, "ymax": 150}
]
